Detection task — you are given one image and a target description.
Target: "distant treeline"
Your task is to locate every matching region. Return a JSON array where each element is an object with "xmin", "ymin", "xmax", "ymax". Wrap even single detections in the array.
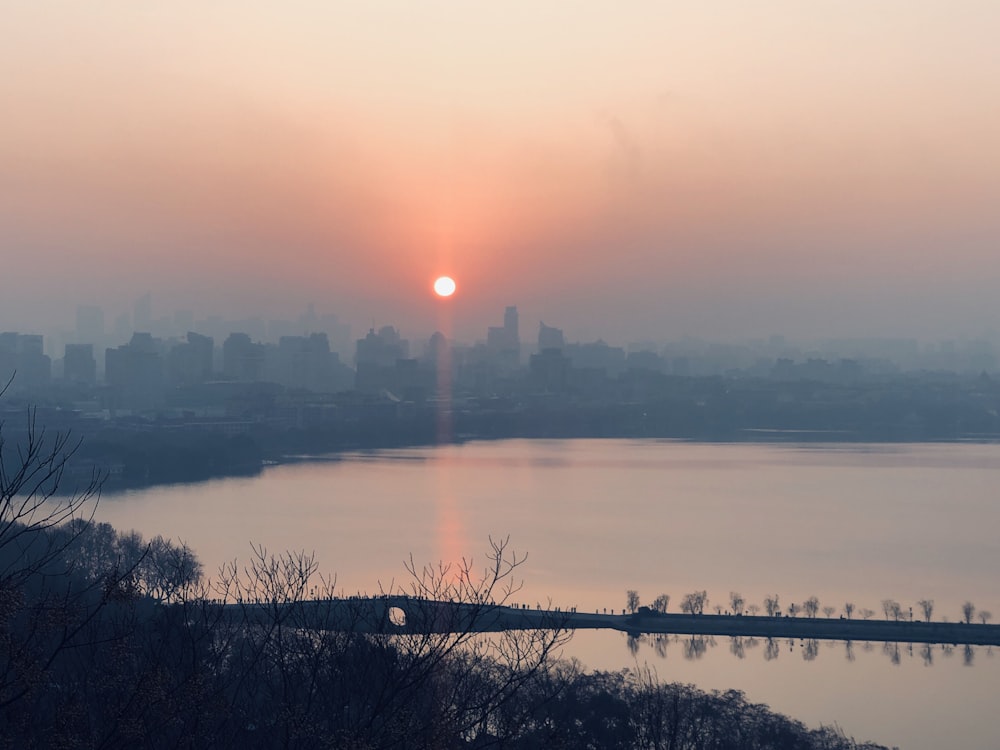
[{"xmin": 10, "ymin": 370, "xmax": 999, "ymax": 491}]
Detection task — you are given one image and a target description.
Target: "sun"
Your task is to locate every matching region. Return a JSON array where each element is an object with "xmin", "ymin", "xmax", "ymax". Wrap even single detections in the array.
[{"xmin": 433, "ymin": 276, "xmax": 457, "ymax": 297}]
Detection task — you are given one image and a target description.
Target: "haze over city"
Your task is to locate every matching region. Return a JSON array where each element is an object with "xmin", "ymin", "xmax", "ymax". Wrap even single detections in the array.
[{"xmin": 4, "ymin": 1, "xmax": 999, "ymax": 343}]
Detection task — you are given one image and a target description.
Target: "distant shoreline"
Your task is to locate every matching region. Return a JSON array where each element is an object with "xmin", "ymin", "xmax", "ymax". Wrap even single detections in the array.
[{"xmin": 87, "ymin": 428, "xmax": 1000, "ymax": 495}]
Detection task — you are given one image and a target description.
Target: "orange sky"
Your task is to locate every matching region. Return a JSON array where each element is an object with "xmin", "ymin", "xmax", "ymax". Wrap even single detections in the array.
[{"xmin": 2, "ymin": 1, "xmax": 999, "ymax": 342}]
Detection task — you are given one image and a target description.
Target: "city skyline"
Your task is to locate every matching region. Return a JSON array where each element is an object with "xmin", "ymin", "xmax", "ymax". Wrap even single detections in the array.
[{"xmin": 3, "ymin": 3, "xmax": 1000, "ymax": 343}]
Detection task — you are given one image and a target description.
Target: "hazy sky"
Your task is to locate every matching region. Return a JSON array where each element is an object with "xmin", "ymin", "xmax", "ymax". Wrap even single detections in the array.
[{"xmin": 3, "ymin": 1, "xmax": 999, "ymax": 344}]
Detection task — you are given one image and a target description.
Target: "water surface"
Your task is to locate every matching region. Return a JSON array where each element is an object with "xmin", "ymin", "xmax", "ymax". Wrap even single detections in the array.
[{"xmin": 97, "ymin": 439, "xmax": 1000, "ymax": 750}]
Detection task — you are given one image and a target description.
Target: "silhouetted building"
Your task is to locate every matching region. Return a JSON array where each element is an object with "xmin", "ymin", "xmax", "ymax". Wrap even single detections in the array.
[
  {"xmin": 276, "ymin": 333, "xmax": 335, "ymax": 392},
  {"xmin": 64, "ymin": 343, "xmax": 97, "ymax": 386},
  {"xmin": 105, "ymin": 332, "xmax": 165, "ymax": 410},
  {"xmin": 0, "ymin": 333, "xmax": 52, "ymax": 390},
  {"xmin": 356, "ymin": 326, "xmax": 409, "ymax": 368},
  {"xmin": 538, "ymin": 321, "xmax": 565, "ymax": 351},
  {"xmin": 626, "ymin": 349, "xmax": 664, "ymax": 372},
  {"xmin": 487, "ymin": 306, "xmax": 520, "ymax": 370},
  {"xmin": 168, "ymin": 332, "xmax": 214, "ymax": 386},
  {"xmin": 355, "ymin": 326, "xmax": 414, "ymax": 394},
  {"xmin": 529, "ymin": 347, "xmax": 570, "ymax": 393},
  {"xmin": 564, "ymin": 340, "xmax": 626, "ymax": 375},
  {"xmin": 223, "ymin": 333, "xmax": 266, "ymax": 382}
]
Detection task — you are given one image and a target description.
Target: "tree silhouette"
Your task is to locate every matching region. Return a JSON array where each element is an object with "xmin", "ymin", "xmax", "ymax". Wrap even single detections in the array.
[
  {"xmin": 843, "ymin": 602, "xmax": 855, "ymax": 619},
  {"xmin": 962, "ymin": 601, "xmax": 976, "ymax": 624},
  {"xmin": 729, "ymin": 591, "xmax": 745, "ymax": 615},
  {"xmin": 881, "ymin": 599, "xmax": 902, "ymax": 621},
  {"xmin": 680, "ymin": 590, "xmax": 708, "ymax": 615},
  {"xmin": 650, "ymin": 593, "xmax": 670, "ymax": 613},
  {"xmin": 764, "ymin": 595, "xmax": 780, "ymax": 617},
  {"xmin": 802, "ymin": 596, "xmax": 820, "ymax": 618},
  {"xmin": 917, "ymin": 599, "xmax": 934, "ymax": 621},
  {"xmin": 0, "ymin": 393, "xmax": 107, "ymax": 720},
  {"xmin": 626, "ymin": 589, "xmax": 641, "ymax": 614}
]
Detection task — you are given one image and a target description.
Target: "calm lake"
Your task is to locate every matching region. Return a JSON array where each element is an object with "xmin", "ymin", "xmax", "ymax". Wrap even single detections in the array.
[{"xmin": 96, "ymin": 439, "xmax": 1000, "ymax": 750}]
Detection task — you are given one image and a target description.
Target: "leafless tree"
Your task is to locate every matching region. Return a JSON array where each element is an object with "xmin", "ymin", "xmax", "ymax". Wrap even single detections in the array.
[
  {"xmin": 680, "ymin": 590, "xmax": 708, "ymax": 615},
  {"xmin": 747, "ymin": 603, "xmax": 761, "ymax": 616},
  {"xmin": 860, "ymin": 608, "xmax": 875, "ymax": 620},
  {"xmin": 1, "ymin": 397, "xmax": 104, "ymax": 585},
  {"xmin": 843, "ymin": 602, "xmax": 855, "ymax": 619},
  {"xmin": 0, "ymin": 393, "xmax": 108, "ymax": 718},
  {"xmin": 626, "ymin": 589, "xmax": 641, "ymax": 614},
  {"xmin": 802, "ymin": 596, "xmax": 820, "ymax": 618},
  {"xmin": 822, "ymin": 606, "xmax": 836, "ymax": 618},
  {"xmin": 787, "ymin": 602, "xmax": 801, "ymax": 617},
  {"xmin": 917, "ymin": 599, "xmax": 934, "ymax": 621},
  {"xmin": 764, "ymin": 595, "xmax": 780, "ymax": 617},
  {"xmin": 979, "ymin": 610, "xmax": 992, "ymax": 625},
  {"xmin": 962, "ymin": 601, "xmax": 976, "ymax": 624},
  {"xmin": 881, "ymin": 599, "xmax": 902, "ymax": 621},
  {"xmin": 650, "ymin": 593, "xmax": 670, "ymax": 613},
  {"xmin": 209, "ymin": 535, "xmax": 571, "ymax": 748},
  {"xmin": 729, "ymin": 591, "xmax": 745, "ymax": 615}
]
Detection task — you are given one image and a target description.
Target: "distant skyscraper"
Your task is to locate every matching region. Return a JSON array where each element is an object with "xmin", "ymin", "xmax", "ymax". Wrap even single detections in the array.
[
  {"xmin": 487, "ymin": 306, "xmax": 520, "ymax": 368},
  {"xmin": 504, "ymin": 306, "xmax": 518, "ymax": 340},
  {"xmin": 64, "ymin": 343, "xmax": 97, "ymax": 385},
  {"xmin": 538, "ymin": 321, "xmax": 565, "ymax": 351}
]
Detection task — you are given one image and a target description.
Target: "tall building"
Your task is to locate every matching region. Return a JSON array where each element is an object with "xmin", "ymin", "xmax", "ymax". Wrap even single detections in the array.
[
  {"xmin": 105, "ymin": 332, "xmax": 165, "ymax": 410},
  {"xmin": 354, "ymin": 326, "xmax": 412, "ymax": 393},
  {"xmin": 487, "ymin": 306, "xmax": 520, "ymax": 369},
  {"xmin": 64, "ymin": 343, "xmax": 97, "ymax": 385},
  {"xmin": 223, "ymin": 333, "xmax": 266, "ymax": 382},
  {"xmin": 0, "ymin": 333, "xmax": 51, "ymax": 390},
  {"xmin": 167, "ymin": 332, "xmax": 214, "ymax": 386},
  {"xmin": 504, "ymin": 306, "xmax": 518, "ymax": 339},
  {"xmin": 538, "ymin": 321, "xmax": 565, "ymax": 351}
]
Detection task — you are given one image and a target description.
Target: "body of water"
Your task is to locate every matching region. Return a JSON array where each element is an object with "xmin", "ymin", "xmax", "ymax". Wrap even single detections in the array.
[{"xmin": 95, "ymin": 439, "xmax": 1000, "ymax": 750}]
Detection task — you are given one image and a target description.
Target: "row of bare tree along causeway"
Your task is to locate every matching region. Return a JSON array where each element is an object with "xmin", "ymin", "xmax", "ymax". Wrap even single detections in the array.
[{"xmin": 260, "ymin": 595, "xmax": 1000, "ymax": 646}]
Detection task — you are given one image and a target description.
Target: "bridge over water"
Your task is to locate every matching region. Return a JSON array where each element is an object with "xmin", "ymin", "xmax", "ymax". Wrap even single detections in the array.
[{"xmin": 224, "ymin": 596, "xmax": 1000, "ymax": 646}]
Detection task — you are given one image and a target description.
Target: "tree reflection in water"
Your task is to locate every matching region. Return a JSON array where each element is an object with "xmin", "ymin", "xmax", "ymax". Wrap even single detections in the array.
[{"xmin": 622, "ymin": 632, "xmax": 987, "ymax": 668}]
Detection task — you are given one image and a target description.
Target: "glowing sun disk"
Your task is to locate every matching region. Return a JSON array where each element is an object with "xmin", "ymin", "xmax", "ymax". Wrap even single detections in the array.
[{"xmin": 434, "ymin": 276, "xmax": 456, "ymax": 297}]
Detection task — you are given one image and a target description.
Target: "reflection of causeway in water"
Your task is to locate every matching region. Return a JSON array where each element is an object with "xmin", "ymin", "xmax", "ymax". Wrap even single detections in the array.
[
  {"xmin": 220, "ymin": 596, "xmax": 1000, "ymax": 646},
  {"xmin": 629, "ymin": 633, "xmax": 990, "ymax": 667}
]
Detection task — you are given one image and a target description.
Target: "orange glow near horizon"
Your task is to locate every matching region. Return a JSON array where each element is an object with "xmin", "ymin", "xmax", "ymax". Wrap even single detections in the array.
[{"xmin": 2, "ymin": 2, "xmax": 999, "ymax": 341}]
